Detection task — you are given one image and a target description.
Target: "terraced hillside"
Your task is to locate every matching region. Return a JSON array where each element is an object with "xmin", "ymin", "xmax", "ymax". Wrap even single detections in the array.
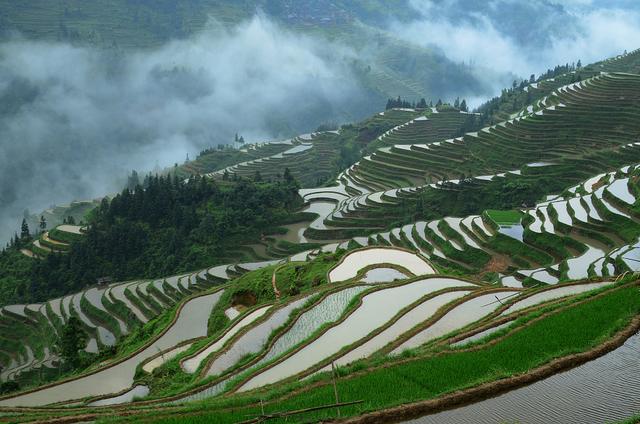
[
  {"xmin": 293, "ymin": 71, "xmax": 640, "ymax": 243},
  {"xmin": 183, "ymin": 109, "xmax": 420, "ymax": 186},
  {"xmin": 0, "ymin": 247, "xmax": 637, "ymax": 421},
  {"xmin": 0, "ymin": 263, "xmax": 238, "ymax": 388},
  {"xmin": 23, "ymin": 225, "xmax": 85, "ymax": 258},
  {"xmin": 1, "ymin": 50, "xmax": 640, "ymax": 424}
]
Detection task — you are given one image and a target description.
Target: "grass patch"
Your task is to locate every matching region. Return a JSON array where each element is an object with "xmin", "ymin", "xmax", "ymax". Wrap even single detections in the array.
[{"xmin": 485, "ymin": 209, "xmax": 522, "ymax": 226}]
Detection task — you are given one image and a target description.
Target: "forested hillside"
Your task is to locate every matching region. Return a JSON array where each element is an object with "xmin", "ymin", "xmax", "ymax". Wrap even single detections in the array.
[{"xmin": 0, "ymin": 173, "xmax": 302, "ymax": 305}]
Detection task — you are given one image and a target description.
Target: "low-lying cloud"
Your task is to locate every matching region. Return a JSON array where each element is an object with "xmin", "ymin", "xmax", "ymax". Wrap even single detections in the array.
[
  {"xmin": 0, "ymin": 16, "xmax": 369, "ymax": 243},
  {"xmin": 393, "ymin": 0, "xmax": 640, "ymax": 95}
]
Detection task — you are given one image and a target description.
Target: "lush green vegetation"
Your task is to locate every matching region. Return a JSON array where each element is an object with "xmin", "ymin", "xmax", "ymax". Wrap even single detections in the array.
[
  {"xmin": 485, "ymin": 209, "xmax": 523, "ymax": 225},
  {"xmin": 0, "ymin": 248, "xmax": 35, "ymax": 306},
  {"xmin": 208, "ymin": 254, "xmax": 340, "ymax": 335},
  {"xmin": 100, "ymin": 283, "xmax": 640, "ymax": 423},
  {"xmin": 137, "ymin": 254, "xmax": 341, "ymax": 398},
  {"xmin": 0, "ymin": 174, "xmax": 301, "ymax": 306}
]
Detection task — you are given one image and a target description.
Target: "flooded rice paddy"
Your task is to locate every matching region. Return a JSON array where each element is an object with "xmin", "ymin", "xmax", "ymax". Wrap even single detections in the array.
[{"xmin": 406, "ymin": 332, "xmax": 640, "ymax": 424}]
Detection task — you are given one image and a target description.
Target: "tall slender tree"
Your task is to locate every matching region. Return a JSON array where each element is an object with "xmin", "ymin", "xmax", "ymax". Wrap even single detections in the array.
[
  {"xmin": 39, "ymin": 216, "xmax": 47, "ymax": 234},
  {"xmin": 20, "ymin": 219, "xmax": 30, "ymax": 240}
]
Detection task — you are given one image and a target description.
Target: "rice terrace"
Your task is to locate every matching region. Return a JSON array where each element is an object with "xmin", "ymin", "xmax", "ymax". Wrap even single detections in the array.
[{"xmin": 0, "ymin": 1, "xmax": 640, "ymax": 423}]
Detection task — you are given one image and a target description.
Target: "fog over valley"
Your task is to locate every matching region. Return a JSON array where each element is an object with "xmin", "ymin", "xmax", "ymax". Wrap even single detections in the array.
[
  {"xmin": 0, "ymin": 16, "xmax": 369, "ymax": 244},
  {"xmin": 1, "ymin": 0, "xmax": 640, "ymax": 243}
]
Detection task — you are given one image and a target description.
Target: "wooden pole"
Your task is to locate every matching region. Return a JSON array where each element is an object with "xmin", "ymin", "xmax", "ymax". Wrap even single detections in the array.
[{"xmin": 331, "ymin": 361, "xmax": 340, "ymax": 418}]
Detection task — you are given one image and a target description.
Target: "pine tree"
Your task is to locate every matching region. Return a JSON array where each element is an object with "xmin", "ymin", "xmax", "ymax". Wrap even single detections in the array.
[
  {"xmin": 460, "ymin": 99, "xmax": 468, "ymax": 112},
  {"xmin": 222, "ymin": 169, "xmax": 230, "ymax": 181},
  {"xmin": 58, "ymin": 317, "xmax": 87, "ymax": 368},
  {"xmin": 254, "ymin": 171, "xmax": 262, "ymax": 182},
  {"xmin": 436, "ymin": 99, "xmax": 443, "ymax": 107},
  {"xmin": 39, "ymin": 216, "xmax": 47, "ymax": 233},
  {"xmin": 283, "ymin": 167, "xmax": 294, "ymax": 184},
  {"xmin": 127, "ymin": 170, "xmax": 140, "ymax": 191},
  {"xmin": 20, "ymin": 219, "xmax": 30, "ymax": 240}
]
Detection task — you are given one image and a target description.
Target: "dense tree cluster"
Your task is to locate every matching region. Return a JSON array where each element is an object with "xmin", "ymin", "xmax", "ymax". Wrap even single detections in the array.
[
  {"xmin": 386, "ymin": 96, "xmax": 469, "ymax": 112},
  {"xmin": 385, "ymin": 96, "xmax": 428, "ymax": 110},
  {"xmin": 1, "ymin": 173, "xmax": 302, "ymax": 305},
  {"xmin": 538, "ymin": 61, "xmax": 581, "ymax": 82}
]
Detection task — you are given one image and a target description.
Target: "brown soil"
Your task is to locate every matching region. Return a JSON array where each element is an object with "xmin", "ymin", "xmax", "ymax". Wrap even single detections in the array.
[
  {"xmin": 19, "ymin": 249, "xmax": 37, "ymax": 259},
  {"xmin": 231, "ymin": 291, "xmax": 257, "ymax": 309},
  {"xmin": 481, "ymin": 254, "xmax": 510, "ymax": 274}
]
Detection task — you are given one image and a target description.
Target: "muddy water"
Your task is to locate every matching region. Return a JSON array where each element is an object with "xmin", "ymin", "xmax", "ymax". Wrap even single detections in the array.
[
  {"xmin": 238, "ymin": 279, "xmax": 470, "ymax": 391},
  {"xmin": 88, "ymin": 385, "xmax": 149, "ymax": 406},
  {"xmin": 361, "ymin": 268, "xmax": 409, "ymax": 283},
  {"xmin": 569, "ymin": 197, "xmax": 589, "ymax": 222},
  {"xmin": 406, "ymin": 332, "xmax": 640, "ymax": 424},
  {"xmin": 498, "ymin": 224, "xmax": 524, "ymax": 241},
  {"xmin": 335, "ymin": 289, "xmax": 472, "ymax": 367},
  {"xmin": 182, "ymin": 305, "xmax": 271, "ymax": 374},
  {"xmin": 72, "ymin": 293, "xmax": 116, "ymax": 346},
  {"xmin": 205, "ymin": 297, "xmax": 308, "ymax": 377},
  {"xmin": 329, "ymin": 248, "xmax": 434, "ymax": 282},
  {"xmin": 251, "ymin": 286, "xmax": 368, "ymax": 371},
  {"xmin": 143, "ymin": 343, "xmax": 193, "ymax": 373},
  {"xmin": 305, "ymin": 201, "xmax": 336, "ymax": 230},
  {"xmin": 565, "ymin": 244, "xmax": 606, "ymax": 280},
  {"xmin": 392, "ymin": 291, "xmax": 515, "ymax": 355},
  {"xmin": 501, "ymin": 281, "xmax": 613, "ymax": 315},
  {"xmin": 85, "ymin": 287, "xmax": 127, "ymax": 334},
  {"xmin": 444, "ymin": 217, "xmax": 481, "ymax": 248},
  {"xmin": 552, "ymin": 201, "xmax": 573, "ymax": 225},
  {"xmin": 607, "ymin": 178, "xmax": 635, "ymax": 204},
  {"xmin": 109, "ymin": 283, "xmax": 148, "ymax": 323},
  {"xmin": 0, "ymin": 292, "xmax": 222, "ymax": 407}
]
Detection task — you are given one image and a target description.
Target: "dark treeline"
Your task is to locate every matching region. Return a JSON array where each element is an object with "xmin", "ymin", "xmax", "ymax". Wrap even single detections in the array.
[
  {"xmin": 2, "ymin": 172, "xmax": 302, "ymax": 304},
  {"xmin": 538, "ymin": 61, "xmax": 581, "ymax": 82},
  {"xmin": 475, "ymin": 60, "xmax": 583, "ymax": 126},
  {"xmin": 386, "ymin": 96, "xmax": 468, "ymax": 112}
]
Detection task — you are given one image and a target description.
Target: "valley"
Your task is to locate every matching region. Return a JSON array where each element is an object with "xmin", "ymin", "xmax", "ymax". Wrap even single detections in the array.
[{"xmin": 0, "ymin": 47, "xmax": 639, "ymax": 424}]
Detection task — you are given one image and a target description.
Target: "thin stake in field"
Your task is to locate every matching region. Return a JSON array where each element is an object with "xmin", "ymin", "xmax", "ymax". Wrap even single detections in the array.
[
  {"xmin": 240, "ymin": 400, "xmax": 364, "ymax": 423},
  {"xmin": 332, "ymin": 361, "xmax": 340, "ymax": 418}
]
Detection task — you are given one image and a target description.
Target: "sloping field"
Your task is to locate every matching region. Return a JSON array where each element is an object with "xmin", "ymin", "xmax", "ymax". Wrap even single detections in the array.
[{"xmin": 2, "ymin": 50, "xmax": 640, "ymax": 424}]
